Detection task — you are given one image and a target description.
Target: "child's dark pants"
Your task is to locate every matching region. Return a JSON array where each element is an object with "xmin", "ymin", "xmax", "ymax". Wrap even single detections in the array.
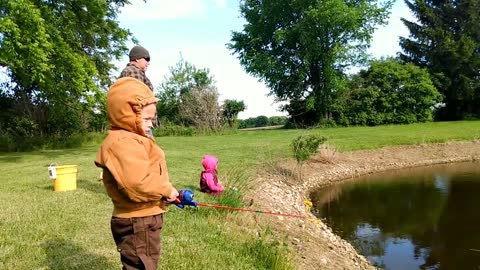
[{"xmin": 111, "ymin": 214, "xmax": 163, "ymax": 270}]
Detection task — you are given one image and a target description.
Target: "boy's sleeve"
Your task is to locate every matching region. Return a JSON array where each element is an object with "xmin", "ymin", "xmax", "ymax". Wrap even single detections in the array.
[
  {"xmin": 106, "ymin": 138, "xmax": 173, "ymax": 202},
  {"xmin": 204, "ymin": 173, "xmax": 224, "ymax": 192}
]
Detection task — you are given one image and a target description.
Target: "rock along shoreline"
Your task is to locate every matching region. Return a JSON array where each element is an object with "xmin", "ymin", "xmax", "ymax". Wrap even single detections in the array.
[{"xmin": 250, "ymin": 140, "xmax": 480, "ymax": 270}]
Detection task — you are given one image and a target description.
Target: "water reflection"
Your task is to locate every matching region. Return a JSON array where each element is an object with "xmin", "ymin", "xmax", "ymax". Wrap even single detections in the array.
[{"xmin": 311, "ymin": 162, "xmax": 480, "ymax": 270}]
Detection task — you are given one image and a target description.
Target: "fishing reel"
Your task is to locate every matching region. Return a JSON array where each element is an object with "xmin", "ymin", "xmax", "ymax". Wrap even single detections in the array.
[{"xmin": 173, "ymin": 189, "xmax": 198, "ymax": 209}]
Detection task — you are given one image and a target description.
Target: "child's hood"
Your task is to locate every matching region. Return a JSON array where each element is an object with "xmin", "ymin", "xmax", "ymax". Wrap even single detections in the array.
[
  {"xmin": 202, "ymin": 155, "xmax": 218, "ymax": 171},
  {"xmin": 107, "ymin": 77, "xmax": 157, "ymax": 136}
]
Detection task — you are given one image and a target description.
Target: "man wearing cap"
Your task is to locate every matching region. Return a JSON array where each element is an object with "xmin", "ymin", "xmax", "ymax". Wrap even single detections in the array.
[{"xmin": 119, "ymin": 45, "xmax": 154, "ymax": 91}]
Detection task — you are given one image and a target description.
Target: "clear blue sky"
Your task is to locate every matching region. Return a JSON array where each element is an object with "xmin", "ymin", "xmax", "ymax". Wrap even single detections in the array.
[{"xmin": 118, "ymin": 0, "xmax": 414, "ymax": 119}]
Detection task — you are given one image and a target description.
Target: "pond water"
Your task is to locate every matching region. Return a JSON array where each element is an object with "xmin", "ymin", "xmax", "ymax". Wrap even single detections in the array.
[{"xmin": 310, "ymin": 162, "xmax": 480, "ymax": 270}]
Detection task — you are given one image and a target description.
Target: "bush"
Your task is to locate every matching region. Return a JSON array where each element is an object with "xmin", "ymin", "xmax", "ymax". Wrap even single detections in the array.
[
  {"xmin": 155, "ymin": 123, "xmax": 195, "ymax": 137},
  {"xmin": 0, "ymin": 131, "xmax": 107, "ymax": 152},
  {"xmin": 154, "ymin": 122, "xmax": 238, "ymax": 137},
  {"xmin": 291, "ymin": 134, "xmax": 327, "ymax": 164},
  {"xmin": 340, "ymin": 58, "xmax": 441, "ymax": 126},
  {"xmin": 0, "ymin": 132, "xmax": 15, "ymax": 152}
]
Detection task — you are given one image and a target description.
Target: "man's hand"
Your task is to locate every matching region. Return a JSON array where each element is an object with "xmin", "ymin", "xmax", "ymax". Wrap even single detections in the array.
[{"xmin": 165, "ymin": 188, "xmax": 179, "ymax": 202}]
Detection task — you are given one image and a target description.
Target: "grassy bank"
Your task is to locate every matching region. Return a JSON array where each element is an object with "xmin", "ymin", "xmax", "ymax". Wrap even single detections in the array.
[{"xmin": 0, "ymin": 121, "xmax": 479, "ymax": 269}]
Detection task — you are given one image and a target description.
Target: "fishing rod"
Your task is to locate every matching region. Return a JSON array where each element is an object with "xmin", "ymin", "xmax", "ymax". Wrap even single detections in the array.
[
  {"xmin": 196, "ymin": 202, "xmax": 313, "ymax": 219},
  {"xmin": 173, "ymin": 189, "xmax": 317, "ymax": 220}
]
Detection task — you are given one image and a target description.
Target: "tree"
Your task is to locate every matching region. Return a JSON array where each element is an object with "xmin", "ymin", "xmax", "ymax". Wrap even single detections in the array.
[
  {"xmin": 157, "ymin": 57, "xmax": 215, "ymax": 124},
  {"xmin": 0, "ymin": 0, "xmax": 133, "ymax": 139},
  {"xmin": 222, "ymin": 99, "xmax": 246, "ymax": 128},
  {"xmin": 268, "ymin": 116, "xmax": 288, "ymax": 126},
  {"xmin": 228, "ymin": 0, "xmax": 392, "ymax": 125},
  {"xmin": 254, "ymin": 115, "xmax": 269, "ymax": 127},
  {"xmin": 238, "ymin": 117, "xmax": 257, "ymax": 129},
  {"xmin": 238, "ymin": 115, "xmax": 287, "ymax": 128},
  {"xmin": 178, "ymin": 87, "xmax": 222, "ymax": 130},
  {"xmin": 399, "ymin": 0, "xmax": 480, "ymax": 120},
  {"xmin": 342, "ymin": 58, "xmax": 441, "ymax": 125}
]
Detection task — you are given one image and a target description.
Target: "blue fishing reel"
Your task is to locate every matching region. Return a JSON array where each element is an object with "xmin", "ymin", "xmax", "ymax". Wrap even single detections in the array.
[{"xmin": 173, "ymin": 189, "xmax": 198, "ymax": 209}]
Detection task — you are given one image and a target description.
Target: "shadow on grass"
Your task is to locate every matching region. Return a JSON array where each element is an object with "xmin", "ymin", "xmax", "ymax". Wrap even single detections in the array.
[
  {"xmin": 180, "ymin": 184, "xmax": 200, "ymax": 193},
  {"xmin": 0, "ymin": 154, "xmax": 22, "ymax": 163},
  {"xmin": 77, "ymin": 178, "xmax": 107, "ymax": 195},
  {"xmin": 0, "ymin": 147, "xmax": 98, "ymax": 164},
  {"xmin": 36, "ymin": 179, "xmax": 107, "ymax": 196},
  {"xmin": 42, "ymin": 238, "xmax": 116, "ymax": 269}
]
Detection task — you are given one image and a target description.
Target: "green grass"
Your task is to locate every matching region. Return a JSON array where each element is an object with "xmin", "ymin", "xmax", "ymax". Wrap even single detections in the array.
[{"xmin": 0, "ymin": 121, "xmax": 479, "ymax": 269}]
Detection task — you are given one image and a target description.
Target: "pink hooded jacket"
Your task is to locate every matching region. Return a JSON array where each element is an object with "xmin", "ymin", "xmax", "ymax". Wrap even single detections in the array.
[{"xmin": 199, "ymin": 155, "xmax": 224, "ymax": 193}]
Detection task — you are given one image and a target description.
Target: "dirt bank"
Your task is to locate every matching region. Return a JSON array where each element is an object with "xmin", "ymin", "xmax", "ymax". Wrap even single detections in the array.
[{"xmin": 248, "ymin": 140, "xmax": 480, "ymax": 269}]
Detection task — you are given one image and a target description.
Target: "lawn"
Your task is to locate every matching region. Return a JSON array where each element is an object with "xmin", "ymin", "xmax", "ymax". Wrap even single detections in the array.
[{"xmin": 0, "ymin": 121, "xmax": 479, "ymax": 269}]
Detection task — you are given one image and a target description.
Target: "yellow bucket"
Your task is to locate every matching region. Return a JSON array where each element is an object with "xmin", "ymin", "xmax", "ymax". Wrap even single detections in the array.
[{"xmin": 49, "ymin": 165, "xmax": 78, "ymax": 192}]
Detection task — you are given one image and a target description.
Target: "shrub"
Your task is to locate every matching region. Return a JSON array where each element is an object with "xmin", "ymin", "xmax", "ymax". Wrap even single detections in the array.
[
  {"xmin": 155, "ymin": 123, "xmax": 195, "ymax": 137},
  {"xmin": 154, "ymin": 121, "xmax": 238, "ymax": 137},
  {"xmin": 0, "ymin": 132, "xmax": 15, "ymax": 152},
  {"xmin": 291, "ymin": 134, "xmax": 327, "ymax": 164}
]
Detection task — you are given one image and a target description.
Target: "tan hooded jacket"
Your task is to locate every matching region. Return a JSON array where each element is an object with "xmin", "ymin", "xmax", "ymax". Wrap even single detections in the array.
[{"xmin": 95, "ymin": 77, "xmax": 173, "ymax": 218}]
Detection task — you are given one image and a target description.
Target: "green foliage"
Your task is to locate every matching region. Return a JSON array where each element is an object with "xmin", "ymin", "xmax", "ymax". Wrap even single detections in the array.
[
  {"xmin": 179, "ymin": 87, "xmax": 222, "ymax": 129},
  {"xmin": 156, "ymin": 57, "xmax": 215, "ymax": 124},
  {"xmin": 161, "ymin": 57, "xmax": 214, "ymax": 96},
  {"xmin": 400, "ymin": 0, "xmax": 480, "ymax": 120},
  {"xmin": 223, "ymin": 99, "xmax": 246, "ymax": 128},
  {"xmin": 154, "ymin": 121, "xmax": 238, "ymax": 137},
  {"xmin": 268, "ymin": 116, "xmax": 288, "ymax": 126},
  {"xmin": 255, "ymin": 115, "xmax": 269, "ymax": 127},
  {"xmin": 228, "ymin": 0, "xmax": 392, "ymax": 125},
  {"xmin": 0, "ymin": 130, "xmax": 106, "ymax": 152},
  {"xmin": 0, "ymin": 132, "xmax": 14, "ymax": 152},
  {"xmin": 0, "ymin": 0, "xmax": 133, "ymax": 147},
  {"xmin": 238, "ymin": 116, "xmax": 287, "ymax": 129},
  {"xmin": 338, "ymin": 58, "xmax": 442, "ymax": 126},
  {"xmin": 154, "ymin": 122, "xmax": 196, "ymax": 137},
  {"xmin": 291, "ymin": 134, "xmax": 327, "ymax": 164},
  {"xmin": 157, "ymin": 59, "xmax": 232, "ymax": 130}
]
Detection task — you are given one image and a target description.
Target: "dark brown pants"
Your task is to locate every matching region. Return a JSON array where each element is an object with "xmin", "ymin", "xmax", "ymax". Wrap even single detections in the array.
[{"xmin": 111, "ymin": 214, "xmax": 163, "ymax": 270}]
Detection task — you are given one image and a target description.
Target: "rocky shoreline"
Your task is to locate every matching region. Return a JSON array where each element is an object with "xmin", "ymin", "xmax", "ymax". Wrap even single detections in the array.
[{"xmin": 249, "ymin": 140, "xmax": 480, "ymax": 269}]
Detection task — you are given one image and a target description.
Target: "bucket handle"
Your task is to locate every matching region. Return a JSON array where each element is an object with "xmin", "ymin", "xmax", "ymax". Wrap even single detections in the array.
[{"xmin": 48, "ymin": 163, "xmax": 58, "ymax": 179}]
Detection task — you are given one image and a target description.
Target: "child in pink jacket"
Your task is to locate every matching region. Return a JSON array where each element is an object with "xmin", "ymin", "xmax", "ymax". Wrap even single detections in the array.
[{"xmin": 199, "ymin": 155, "xmax": 225, "ymax": 194}]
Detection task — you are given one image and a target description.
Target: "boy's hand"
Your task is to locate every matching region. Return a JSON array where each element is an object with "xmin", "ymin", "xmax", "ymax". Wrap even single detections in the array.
[{"xmin": 165, "ymin": 188, "xmax": 179, "ymax": 202}]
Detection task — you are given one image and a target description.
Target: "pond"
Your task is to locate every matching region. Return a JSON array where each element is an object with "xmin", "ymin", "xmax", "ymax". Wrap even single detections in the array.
[{"xmin": 310, "ymin": 161, "xmax": 480, "ymax": 270}]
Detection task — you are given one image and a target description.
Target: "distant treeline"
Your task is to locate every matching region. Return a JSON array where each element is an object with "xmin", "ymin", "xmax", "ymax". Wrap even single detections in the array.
[{"xmin": 238, "ymin": 116, "xmax": 287, "ymax": 129}]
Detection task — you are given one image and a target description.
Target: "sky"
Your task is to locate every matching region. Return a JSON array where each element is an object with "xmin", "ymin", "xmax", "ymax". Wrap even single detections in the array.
[{"xmin": 117, "ymin": 0, "xmax": 415, "ymax": 119}]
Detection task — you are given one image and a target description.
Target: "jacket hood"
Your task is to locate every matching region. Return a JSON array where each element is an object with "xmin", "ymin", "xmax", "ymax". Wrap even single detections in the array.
[
  {"xmin": 202, "ymin": 155, "xmax": 218, "ymax": 171},
  {"xmin": 107, "ymin": 77, "xmax": 157, "ymax": 136}
]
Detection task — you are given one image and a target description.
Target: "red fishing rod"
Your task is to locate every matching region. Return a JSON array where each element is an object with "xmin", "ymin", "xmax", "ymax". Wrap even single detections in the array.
[
  {"xmin": 196, "ymin": 202, "xmax": 313, "ymax": 219},
  {"xmin": 173, "ymin": 189, "xmax": 316, "ymax": 220}
]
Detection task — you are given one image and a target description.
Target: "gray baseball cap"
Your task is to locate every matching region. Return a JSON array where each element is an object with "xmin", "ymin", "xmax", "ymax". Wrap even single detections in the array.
[{"xmin": 129, "ymin": 45, "xmax": 150, "ymax": 61}]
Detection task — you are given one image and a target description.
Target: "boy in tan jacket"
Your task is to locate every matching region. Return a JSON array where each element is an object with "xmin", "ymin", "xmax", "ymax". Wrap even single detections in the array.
[{"xmin": 95, "ymin": 77, "xmax": 178, "ymax": 270}]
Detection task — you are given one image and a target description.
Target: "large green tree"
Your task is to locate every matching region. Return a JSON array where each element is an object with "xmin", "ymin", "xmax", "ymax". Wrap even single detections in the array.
[
  {"xmin": 228, "ymin": 0, "xmax": 392, "ymax": 125},
  {"xmin": 400, "ymin": 0, "xmax": 480, "ymax": 120},
  {"xmin": 0, "ymin": 0, "xmax": 133, "ymax": 138}
]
